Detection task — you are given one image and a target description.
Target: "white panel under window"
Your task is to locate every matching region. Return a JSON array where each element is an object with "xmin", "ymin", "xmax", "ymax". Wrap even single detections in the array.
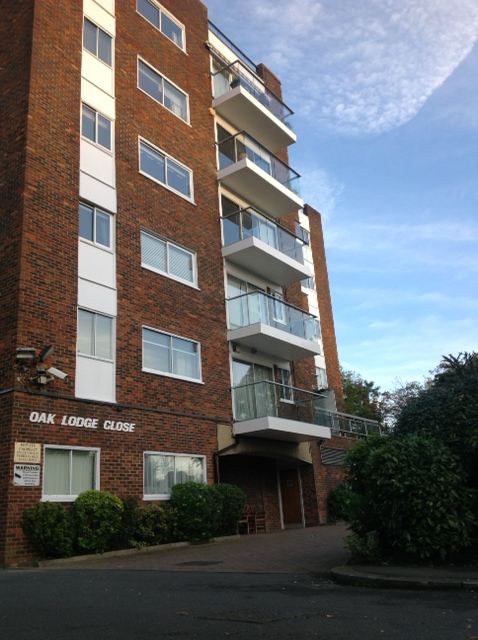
[
  {"xmin": 76, "ymin": 355, "xmax": 115, "ymax": 401},
  {"xmin": 78, "ymin": 279, "xmax": 117, "ymax": 317},
  {"xmin": 84, "ymin": 0, "xmax": 116, "ymax": 37},
  {"xmin": 92, "ymin": 0, "xmax": 115, "ymax": 16},
  {"xmin": 80, "ymin": 139, "xmax": 115, "ymax": 187},
  {"xmin": 80, "ymin": 172, "xmax": 117, "ymax": 213},
  {"xmin": 81, "ymin": 78, "xmax": 115, "ymax": 120},
  {"xmin": 79, "ymin": 242, "xmax": 116, "ymax": 288},
  {"xmin": 82, "ymin": 51, "xmax": 114, "ymax": 96}
]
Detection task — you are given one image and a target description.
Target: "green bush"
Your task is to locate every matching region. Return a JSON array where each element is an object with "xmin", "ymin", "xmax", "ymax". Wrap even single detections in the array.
[
  {"xmin": 73, "ymin": 490, "xmax": 124, "ymax": 554},
  {"xmin": 22, "ymin": 502, "xmax": 74, "ymax": 558},
  {"xmin": 134, "ymin": 504, "xmax": 171, "ymax": 546},
  {"xmin": 211, "ymin": 483, "xmax": 246, "ymax": 536},
  {"xmin": 170, "ymin": 482, "xmax": 218, "ymax": 542},
  {"xmin": 327, "ymin": 483, "xmax": 354, "ymax": 522},
  {"xmin": 345, "ymin": 434, "xmax": 476, "ymax": 561}
]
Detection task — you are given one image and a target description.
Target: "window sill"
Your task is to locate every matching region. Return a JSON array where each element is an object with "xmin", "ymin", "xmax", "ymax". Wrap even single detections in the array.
[
  {"xmin": 144, "ymin": 494, "xmax": 171, "ymax": 501},
  {"xmin": 142, "ymin": 368, "xmax": 204, "ymax": 385}
]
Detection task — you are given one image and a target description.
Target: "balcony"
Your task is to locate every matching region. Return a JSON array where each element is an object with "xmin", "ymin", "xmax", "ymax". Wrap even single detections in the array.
[
  {"xmin": 222, "ymin": 208, "xmax": 312, "ymax": 286},
  {"xmin": 232, "ymin": 381, "xmax": 382, "ymax": 442},
  {"xmin": 227, "ymin": 291, "xmax": 321, "ymax": 360},
  {"xmin": 212, "ymin": 59, "xmax": 296, "ymax": 152},
  {"xmin": 217, "ymin": 131, "xmax": 304, "ymax": 217}
]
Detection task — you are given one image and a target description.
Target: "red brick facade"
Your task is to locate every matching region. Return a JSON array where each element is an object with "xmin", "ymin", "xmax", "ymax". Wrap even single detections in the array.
[{"xmin": 0, "ymin": 0, "xmax": 356, "ymax": 566}]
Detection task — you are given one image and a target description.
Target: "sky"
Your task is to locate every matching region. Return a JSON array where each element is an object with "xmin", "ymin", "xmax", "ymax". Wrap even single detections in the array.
[{"xmin": 205, "ymin": 0, "xmax": 478, "ymax": 390}]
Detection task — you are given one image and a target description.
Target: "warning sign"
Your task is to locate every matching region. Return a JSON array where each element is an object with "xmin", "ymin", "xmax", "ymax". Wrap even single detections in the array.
[
  {"xmin": 13, "ymin": 464, "xmax": 41, "ymax": 487},
  {"xmin": 14, "ymin": 442, "xmax": 41, "ymax": 464}
]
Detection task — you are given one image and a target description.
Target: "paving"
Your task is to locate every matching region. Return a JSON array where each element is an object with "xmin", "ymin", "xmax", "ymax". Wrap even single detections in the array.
[{"xmin": 41, "ymin": 524, "xmax": 350, "ymax": 573}]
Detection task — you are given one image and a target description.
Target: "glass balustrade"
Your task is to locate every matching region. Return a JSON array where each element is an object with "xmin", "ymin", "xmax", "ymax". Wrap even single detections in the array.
[
  {"xmin": 212, "ymin": 59, "xmax": 293, "ymax": 126},
  {"xmin": 232, "ymin": 380, "xmax": 382, "ymax": 437},
  {"xmin": 227, "ymin": 291, "xmax": 321, "ymax": 342},
  {"xmin": 222, "ymin": 208, "xmax": 307, "ymax": 264},
  {"xmin": 217, "ymin": 131, "xmax": 300, "ymax": 194}
]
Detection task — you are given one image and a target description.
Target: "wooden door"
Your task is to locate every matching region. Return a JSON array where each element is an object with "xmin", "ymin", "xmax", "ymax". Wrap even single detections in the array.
[{"xmin": 279, "ymin": 469, "xmax": 303, "ymax": 526}]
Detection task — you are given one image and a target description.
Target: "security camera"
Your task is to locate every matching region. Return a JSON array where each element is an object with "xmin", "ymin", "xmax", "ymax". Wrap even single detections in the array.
[{"xmin": 46, "ymin": 366, "xmax": 68, "ymax": 380}]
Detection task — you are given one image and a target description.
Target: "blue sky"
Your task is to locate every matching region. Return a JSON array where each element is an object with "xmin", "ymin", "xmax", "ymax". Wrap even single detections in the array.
[{"xmin": 205, "ymin": 0, "xmax": 478, "ymax": 389}]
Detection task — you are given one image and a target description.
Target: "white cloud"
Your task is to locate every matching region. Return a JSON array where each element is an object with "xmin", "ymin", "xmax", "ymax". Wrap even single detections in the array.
[
  {"xmin": 300, "ymin": 167, "xmax": 344, "ymax": 218},
  {"xmin": 207, "ymin": 0, "xmax": 478, "ymax": 134}
]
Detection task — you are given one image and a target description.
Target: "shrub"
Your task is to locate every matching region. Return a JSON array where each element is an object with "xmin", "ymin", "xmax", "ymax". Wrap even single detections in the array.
[
  {"xmin": 211, "ymin": 483, "xmax": 246, "ymax": 536},
  {"xmin": 22, "ymin": 502, "xmax": 74, "ymax": 558},
  {"xmin": 73, "ymin": 490, "xmax": 124, "ymax": 554},
  {"xmin": 327, "ymin": 483, "xmax": 354, "ymax": 522},
  {"xmin": 115, "ymin": 496, "xmax": 142, "ymax": 549},
  {"xmin": 170, "ymin": 482, "xmax": 218, "ymax": 542},
  {"xmin": 134, "ymin": 504, "xmax": 171, "ymax": 546},
  {"xmin": 345, "ymin": 434, "xmax": 476, "ymax": 561}
]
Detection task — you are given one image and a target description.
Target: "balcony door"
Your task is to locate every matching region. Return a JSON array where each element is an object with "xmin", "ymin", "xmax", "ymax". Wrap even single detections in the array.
[
  {"xmin": 279, "ymin": 469, "xmax": 304, "ymax": 527},
  {"xmin": 232, "ymin": 359, "xmax": 275, "ymax": 420}
]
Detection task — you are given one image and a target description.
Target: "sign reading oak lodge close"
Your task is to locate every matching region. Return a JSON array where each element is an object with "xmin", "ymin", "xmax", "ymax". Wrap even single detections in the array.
[{"xmin": 29, "ymin": 412, "xmax": 136, "ymax": 433}]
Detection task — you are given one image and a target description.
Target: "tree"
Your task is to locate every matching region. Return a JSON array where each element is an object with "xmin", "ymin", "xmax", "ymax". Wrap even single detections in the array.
[
  {"xmin": 379, "ymin": 380, "xmax": 424, "ymax": 430},
  {"xmin": 341, "ymin": 368, "xmax": 381, "ymax": 421},
  {"xmin": 395, "ymin": 352, "xmax": 478, "ymax": 487}
]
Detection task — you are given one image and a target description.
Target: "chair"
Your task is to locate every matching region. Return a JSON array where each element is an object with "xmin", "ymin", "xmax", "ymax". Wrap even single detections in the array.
[{"xmin": 255, "ymin": 511, "xmax": 266, "ymax": 534}]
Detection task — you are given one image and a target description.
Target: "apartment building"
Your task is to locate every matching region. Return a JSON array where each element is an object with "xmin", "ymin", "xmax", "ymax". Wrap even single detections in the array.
[{"xmin": 0, "ymin": 0, "xmax": 379, "ymax": 565}]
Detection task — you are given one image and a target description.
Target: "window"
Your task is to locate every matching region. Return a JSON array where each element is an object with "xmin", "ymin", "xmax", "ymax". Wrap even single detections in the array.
[
  {"xmin": 78, "ymin": 309, "xmax": 114, "ymax": 361},
  {"xmin": 83, "ymin": 17, "xmax": 112, "ymax": 66},
  {"xmin": 143, "ymin": 328, "xmax": 201, "ymax": 381},
  {"xmin": 316, "ymin": 366, "xmax": 328, "ymax": 390},
  {"xmin": 82, "ymin": 104, "xmax": 112, "ymax": 151},
  {"xmin": 277, "ymin": 367, "xmax": 294, "ymax": 402},
  {"xmin": 43, "ymin": 446, "xmax": 99, "ymax": 501},
  {"xmin": 136, "ymin": 0, "xmax": 185, "ymax": 50},
  {"xmin": 138, "ymin": 59, "xmax": 189, "ymax": 122},
  {"xmin": 79, "ymin": 202, "xmax": 112, "ymax": 249},
  {"xmin": 141, "ymin": 231, "xmax": 197, "ymax": 286},
  {"xmin": 139, "ymin": 139, "xmax": 193, "ymax": 200},
  {"xmin": 144, "ymin": 452, "xmax": 205, "ymax": 498}
]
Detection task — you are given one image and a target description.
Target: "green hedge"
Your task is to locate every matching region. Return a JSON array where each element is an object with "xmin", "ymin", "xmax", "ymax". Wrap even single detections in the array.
[
  {"xmin": 345, "ymin": 434, "xmax": 476, "ymax": 561},
  {"xmin": 22, "ymin": 502, "xmax": 74, "ymax": 558},
  {"xmin": 73, "ymin": 490, "xmax": 124, "ymax": 553}
]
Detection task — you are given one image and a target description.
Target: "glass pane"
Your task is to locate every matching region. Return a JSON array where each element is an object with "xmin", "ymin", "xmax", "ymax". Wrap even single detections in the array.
[
  {"xmin": 163, "ymin": 79, "xmax": 187, "ymax": 121},
  {"xmin": 143, "ymin": 330, "xmax": 170, "ymax": 372},
  {"xmin": 78, "ymin": 309, "xmax": 95, "ymax": 356},
  {"xmin": 95, "ymin": 314, "xmax": 113, "ymax": 359},
  {"xmin": 83, "ymin": 18, "xmax": 97, "ymax": 56},
  {"xmin": 82, "ymin": 105, "xmax": 96, "ymax": 142},
  {"xmin": 140, "ymin": 143, "xmax": 166, "ymax": 183},
  {"xmin": 161, "ymin": 12, "xmax": 183, "ymax": 48},
  {"xmin": 98, "ymin": 29, "xmax": 112, "ymax": 65},
  {"xmin": 175, "ymin": 456, "xmax": 203, "ymax": 485},
  {"xmin": 172, "ymin": 337, "xmax": 199, "ymax": 379},
  {"xmin": 232, "ymin": 359, "xmax": 254, "ymax": 386},
  {"xmin": 138, "ymin": 60, "xmax": 163, "ymax": 103},
  {"xmin": 141, "ymin": 232, "xmax": 167, "ymax": 272},
  {"xmin": 166, "ymin": 158, "xmax": 190, "ymax": 197},
  {"xmin": 95, "ymin": 210, "xmax": 111, "ymax": 248},
  {"xmin": 71, "ymin": 451, "xmax": 96, "ymax": 494},
  {"xmin": 145, "ymin": 454, "xmax": 174, "ymax": 495},
  {"xmin": 137, "ymin": 0, "xmax": 159, "ymax": 27},
  {"xmin": 169, "ymin": 244, "xmax": 193, "ymax": 282},
  {"xmin": 44, "ymin": 449, "xmax": 70, "ymax": 496},
  {"xmin": 79, "ymin": 203, "xmax": 94, "ymax": 241},
  {"xmin": 97, "ymin": 114, "xmax": 111, "ymax": 149}
]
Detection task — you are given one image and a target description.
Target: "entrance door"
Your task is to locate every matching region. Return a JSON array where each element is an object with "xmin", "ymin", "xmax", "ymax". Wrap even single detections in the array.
[{"xmin": 279, "ymin": 469, "xmax": 303, "ymax": 527}]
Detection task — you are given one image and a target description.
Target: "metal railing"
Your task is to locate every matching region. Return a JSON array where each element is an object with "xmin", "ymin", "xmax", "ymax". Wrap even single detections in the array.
[
  {"xmin": 222, "ymin": 208, "xmax": 307, "ymax": 264},
  {"xmin": 232, "ymin": 380, "xmax": 382, "ymax": 437},
  {"xmin": 217, "ymin": 131, "xmax": 301, "ymax": 194},
  {"xmin": 208, "ymin": 21, "xmax": 257, "ymax": 73},
  {"xmin": 227, "ymin": 291, "xmax": 320, "ymax": 342},
  {"xmin": 212, "ymin": 59, "xmax": 293, "ymax": 126}
]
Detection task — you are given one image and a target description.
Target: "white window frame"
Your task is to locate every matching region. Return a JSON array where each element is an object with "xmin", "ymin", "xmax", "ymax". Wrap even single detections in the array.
[
  {"xmin": 136, "ymin": 0, "xmax": 186, "ymax": 52},
  {"xmin": 82, "ymin": 17, "xmax": 114, "ymax": 68},
  {"xmin": 142, "ymin": 325, "xmax": 203, "ymax": 384},
  {"xmin": 137, "ymin": 56, "xmax": 190, "ymax": 124},
  {"xmin": 79, "ymin": 201, "xmax": 114, "ymax": 252},
  {"xmin": 141, "ymin": 229, "xmax": 198, "ymax": 288},
  {"xmin": 81, "ymin": 103, "xmax": 113, "ymax": 153},
  {"xmin": 277, "ymin": 366, "xmax": 294, "ymax": 404},
  {"xmin": 143, "ymin": 451, "xmax": 206, "ymax": 500},
  {"xmin": 42, "ymin": 445, "xmax": 100, "ymax": 502},
  {"xmin": 138, "ymin": 137, "xmax": 194, "ymax": 203},
  {"xmin": 77, "ymin": 308, "xmax": 115, "ymax": 363}
]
